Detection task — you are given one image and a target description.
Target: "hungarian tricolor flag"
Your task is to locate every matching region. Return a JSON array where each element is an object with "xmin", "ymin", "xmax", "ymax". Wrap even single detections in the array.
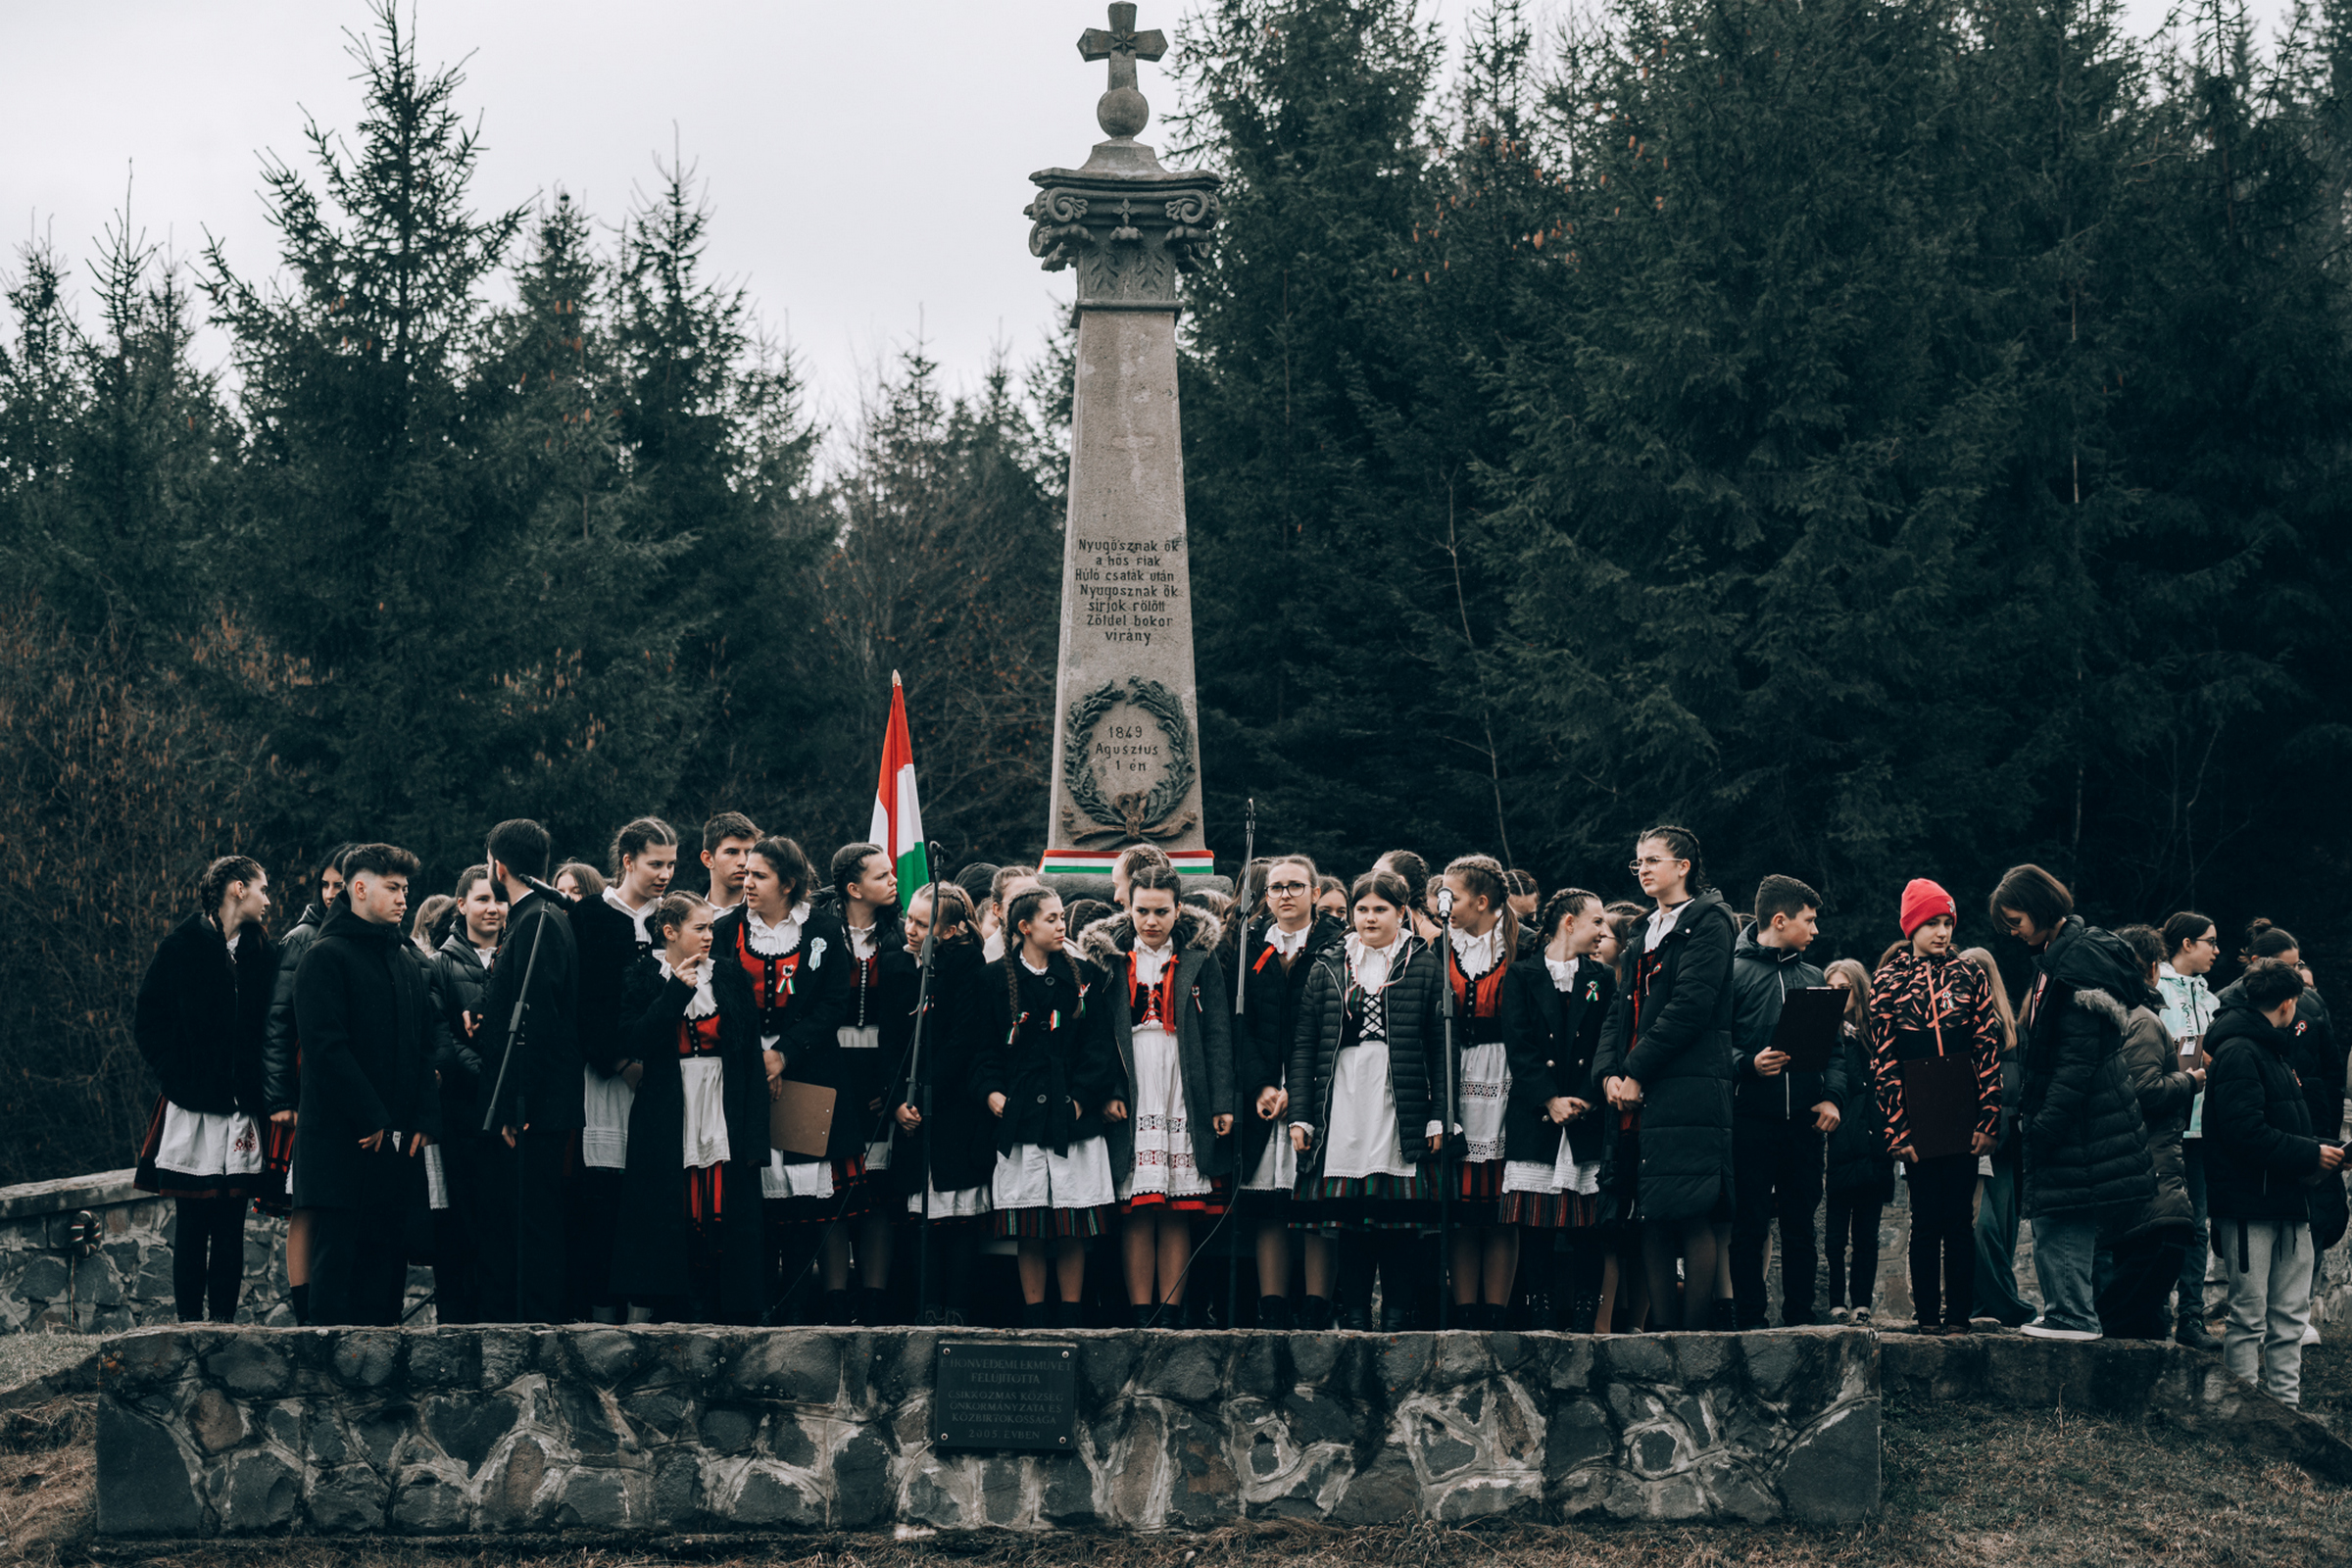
[{"xmin": 869, "ymin": 671, "xmax": 929, "ymax": 895}]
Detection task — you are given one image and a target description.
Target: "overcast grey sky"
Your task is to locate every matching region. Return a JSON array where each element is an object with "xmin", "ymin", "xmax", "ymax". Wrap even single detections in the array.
[{"xmin": 0, "ymin": 0, "xmax": 2288, "ymax": 444}]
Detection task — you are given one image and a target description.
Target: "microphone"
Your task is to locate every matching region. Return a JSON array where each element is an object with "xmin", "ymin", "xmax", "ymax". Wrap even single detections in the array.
[{"xmin": 1435, "ymin": 887, "xmax": 1455, "ymax": 920}]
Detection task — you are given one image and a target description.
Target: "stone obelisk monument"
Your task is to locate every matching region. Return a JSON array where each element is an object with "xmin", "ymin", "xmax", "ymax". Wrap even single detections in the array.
[{"xmin": 1030, "ymin": 5, "xmax": 1223, "ymax": 897}]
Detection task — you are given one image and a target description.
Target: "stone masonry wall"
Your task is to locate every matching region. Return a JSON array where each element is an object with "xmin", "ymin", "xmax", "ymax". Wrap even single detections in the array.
[
  {"xmin": 0, "ymin": 1170, "xmax": 430, "ymax": 1333},
  {"xmin": 95, "ymin": 1325, "xmax": 1881, "ymax": 1537}
]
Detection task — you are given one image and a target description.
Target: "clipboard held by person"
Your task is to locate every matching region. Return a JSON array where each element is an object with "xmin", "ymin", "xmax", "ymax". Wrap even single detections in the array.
[{"xmin": 770, "ymin": 1080, "xmax": 836, "ymax": 1158}]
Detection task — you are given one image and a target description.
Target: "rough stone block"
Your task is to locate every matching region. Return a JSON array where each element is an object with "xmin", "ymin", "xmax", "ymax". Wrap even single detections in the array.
[
  {"xmin": 96, "ymin": 1402, "xmax": 202, "ymax": 1536},
  {"xmin": 699, "ymin": 1405, "xmax": 758, "ymax": 1454},
  {"xmin": 557, "ymin": 1467, "xmax": 632, "ymax": 1529},
  {"xmin": 17, "ymin": 1253, "xmax": 69, "ymax": 1302},
  {"xmin": 390, "ymin": 1471, "xmax": 468, "ymax": 1534},
  {"xmin": 1330, "ymin": 1446, "xmax": 1418, "ymax": 1524},
  {"xmin": 308, "ymin": 1462, "xmax": 391, "ymax": 1532},
  {"xmin": 1777, "ymin": 1398, "xmax": 1879, "ymax": 1526},
  {"xmin": 331, "ymin": 1332, "xmax": 401, "ymax": 1390},
  {"xmin": 729, "ymin": 1333, "xmax": 840, "ymax": 1403},
  {"xmin": 570, "ymin": 1328, "xmax": 647, "ymax": 1385},
  {"xmin": 652, "ymin": 1450, "xmax": 702, "ymax": 1525},
  {"xmin": 190, "ymin": 1386, "xmax": 245, "ymax": 1453},
  {"xmin": 1141, "ymin": 1337, "xmax": 1224, "ymax": 1404},
  {"xmin": 205, "ymin": 1336, "xmax": 292, "ymax": 1399},
  {"xmin": 406, "ymin": 1332, "xmax": 479, "ymax": 1390},
  {"xmin": 420, "ymin": 1394, "xmax": 517, "ymax": 1471},
  {"xmin": 1379, "ymin": 1334, "xmax": 1433, "ymax": 1390},
  {"xmin": 733, "ymin": 1464, "xmax": 821, "ymax": 1526},
  {"xmin": 223, "ymin": 1448, "xmax": 301, "ymax": 1531},
  {"xmin": 833, "ymin": 1429, "xmax": 893, "ymax": 1529}
]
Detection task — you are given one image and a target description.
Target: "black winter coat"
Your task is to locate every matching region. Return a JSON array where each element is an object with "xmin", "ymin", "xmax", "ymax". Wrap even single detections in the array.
[
  {"xmin": 1824, "ymin": 1026, "xmax": 1894, "ymax": 1200},
  {"xmin": 263, "ymin": 903, "xmax": 325, "ymax": 1114},
  {"xmin": 1730, "ymin": 928, "xmax": 1845, "ymax": 1124},
  {"xmin": 479, "ymin": 891, "xmax": 583, "ymax": 1132},
  {"xmin": 1228, "ymin": 913, "xmax": 1347, "ymax": 1176},
  {"xmin": 1080, "ymin": 906, "xmax": 1237, "ymax": 1182},
  {"xmin": 570, "ymin": 892, "xmax": 655, "ymax": 1077},
  {"xmin": 607, "ymin": 955, "xmax": 767, "ymax": 1317},
  {"xmin": 969, "ymin": 951, "xmax": 1118, "ymax": 1155},
  {"xmin": 1288, "ymin": 936, "xmax": 1443, "ymax": 1176},
  {"xmin": 2015, "ymin": 917, "xmax": 2155, "ymax": 1224},
  {"xmin": 2108, "ymin": 995, "xmax": 2197, "ymax": 1243},
  {"xmin": 888, "ymin": 940, "xmax": 998, "ymax": 1197},
  {"xmin": 424, "ymin": 932, "xmax": 493, "ymax": 1135},
  {"xmin": 710, "ymin": 903, "xmax": 853, "ymax": 1072},
  {"xmin": 1505, "ymin": 955, "xmax": 1615, "ymax": 1170},
  {"xmin": 2203, "ymin": 1001, "xmax": 2325, "ymax": 1224},
  {"xmin": 133, "ymin": 913, "xmax": 276, "ymax": 1116},
  {"xmin": 291, "ymin": 906, "xmax": 442, "ymax": 1210},
  {"xmin": 1592, "ymin": 890, "xmax": 1739, "ymax": 1223}
]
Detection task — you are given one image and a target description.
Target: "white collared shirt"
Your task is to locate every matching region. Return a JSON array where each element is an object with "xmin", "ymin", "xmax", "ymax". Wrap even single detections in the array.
[
  {"xmin": 745, "ymin": 901, "xmax": 810, "ymax": 957},
  {"xmin": 1132, "ymin": 938, "xmax": 1175, "ymax": 986},
  {"xmin": 1644, "ymin": 899, "xmax": 1691, "ymax": 953},
  {"xmin": 1448, "ymin": 922, "xmax": 1502, "ymax": 974},
  {"xmin": 1345, "ymin": 932, "xmax": 1401, "ymax": 992},
  {"xmin": 660, "ymin": 956, "xmax": 718, "ymax": 1019},
  {"xmin": 604, "ymin": 885, "xmax": 656, "ymax": 947},
  {"xmin": 1267, "ymin": 921, "xmax": 1311, "ymax": 960}
]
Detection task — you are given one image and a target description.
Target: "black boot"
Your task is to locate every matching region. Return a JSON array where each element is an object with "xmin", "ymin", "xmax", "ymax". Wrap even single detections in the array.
[
  {"xmin": 1132, "ymin": 1302, "xmax": 1160, "ymax": 1329},
  {"xmin": 2176, "ymin": 1313, "xmax": 2221, "ymax": 1351},
  {"xmin": 1020, "ymin": 1300, "xmax": 1052, "ymax": 1329},
  {"xmin": 1300, "ymin": 1296, "xmax": 1334, "ymax": 1331},
  {"xmin": 289, "ymin": 1284, "xmax": 311, "ymax": 1327},
  {"xmin": 1381, "ymin": 1301, "xmax": 1411, "ymax": 1333},
  {"xmin": 1569, "ymin": 1294, "xmax": 1600, "ymax": 1335},
  {"xmin": 1054, "ymin": 1298, "xmax": 1085, "ymax": 1330},
  {"xmin": 856, "ymin": 1287, "xmax": 891, "ymax": 1327},
  {"xmin": 1258, "ymin": 1295, "xmax": 1293, "ymax": 1331},
  {"xmin": 1341, "ymin": 1302, "xmax": 1373, "ymax": 1332},
  {"xmin": 822, "ymin": 1289, "xmax": 855, "ymax": 1326}
]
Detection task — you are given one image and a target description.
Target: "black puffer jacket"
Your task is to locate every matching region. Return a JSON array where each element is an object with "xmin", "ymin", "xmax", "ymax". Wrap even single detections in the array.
[
  {"xmin": 2202, "ymin": 1000, "xmax": 2325, "ymax": 1224},
  {"xmin": 1288, "ymin": 936, "xmax": 1444, "ymax": 1174},
  {"xmin": 1505, "ymin": 955, "xmax": 1615, "ymax": 1170},
  {"xmin": 1730, "ymin": 928, "xmax": 1845, "ymax": 1123},
  {"xmin": 1592, "ymin": 890, "xmax": 1739, "ymax": 1223},
  {"xmin": 2016, "ymin": 918, "xmax": 2155, "ymax": 1224},
  {"xmin": 424, "ymin": 931, "xmax": 492, "ymax": 1136},
  {"xmin": 1824, "ymin": 1025, "xmax": 1894, "ymax": 1200},
  {"xmin": 132, "ymin": 913, "xmax": 276, "ymax": 1115},
  {"xmin": 1228, "ymin": 913, "xmax": 1347, "ymax": 1175},
  {"xmin": 2107, "ymin": 992, "xmax": 2197, "ymax": 1243},
  {"xmin": 262, "ymin": 903, "xmax": 327, "ymax": 1114}
]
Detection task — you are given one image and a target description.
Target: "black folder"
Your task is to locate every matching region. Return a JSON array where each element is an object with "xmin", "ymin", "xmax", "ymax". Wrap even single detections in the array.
[{"xmin": 1769, "ymin": 987, "xmax": 1847, "ymax": 1074}]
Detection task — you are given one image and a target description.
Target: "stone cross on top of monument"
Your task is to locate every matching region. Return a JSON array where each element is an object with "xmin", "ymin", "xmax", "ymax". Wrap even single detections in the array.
[
  {"xmin": 1078, "ymin": 3, "xmax": 1166, "ymax": 139},
  {"xmin": 1029, "ymin": 7, "xmax": 1224, "ymax": 894}
]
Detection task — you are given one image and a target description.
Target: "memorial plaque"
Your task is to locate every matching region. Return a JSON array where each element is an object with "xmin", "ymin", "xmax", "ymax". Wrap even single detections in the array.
[{"xmin": 932, "ymin": 1340, "xmax": 1079, "ymax": 1451}]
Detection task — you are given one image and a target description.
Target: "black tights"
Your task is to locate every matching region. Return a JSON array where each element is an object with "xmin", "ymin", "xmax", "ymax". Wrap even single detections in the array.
[
  {"xmin": 1338, "ymin": 1234, "xmax": 1419, "ymax": 1322},
  {"xmin": 1642, "ymin": 1218, "xmax": 1721, "ymax": 1330},
  {"xmin": 173, "ymin": 1195, "xmax": 247, "ymax": 1323}
]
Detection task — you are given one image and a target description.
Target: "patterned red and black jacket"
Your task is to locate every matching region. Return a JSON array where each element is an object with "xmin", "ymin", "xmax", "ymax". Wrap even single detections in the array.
[{"xmin": 1867, "ymin": 949, "xmax": 2004, "ymax": 1156}]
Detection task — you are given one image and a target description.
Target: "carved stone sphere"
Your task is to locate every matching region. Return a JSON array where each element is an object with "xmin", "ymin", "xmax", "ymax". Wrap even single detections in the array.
[{"xmin": 1097, "ymin": 85, "xmax": 1151, "ymax": 139}]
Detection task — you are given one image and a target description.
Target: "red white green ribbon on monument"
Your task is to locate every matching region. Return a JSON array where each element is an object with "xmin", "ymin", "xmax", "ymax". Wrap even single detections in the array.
[{"xmin": 1040, "ymin": 848, "xmax": 1216, "ymax": 877}]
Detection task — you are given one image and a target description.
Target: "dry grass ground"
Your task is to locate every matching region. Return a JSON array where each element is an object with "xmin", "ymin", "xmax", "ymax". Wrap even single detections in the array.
[{"xmin": 8, "ymin": 1347, "xmax": 2350, "ymax": 1568}]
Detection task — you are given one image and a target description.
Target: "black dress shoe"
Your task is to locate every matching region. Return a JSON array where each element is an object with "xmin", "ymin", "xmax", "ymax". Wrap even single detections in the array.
[
  {"xmin": 2176, "ymin": 1315, "xmax": 2222, "ymax": 1350},
  {"xmin": 1257, "ymin": 1295, "xmax": 1293, "ymax": 1330},
  {"xmin": 1341, "ymin": 1303, "xmax": 1372, "ymax": 1332},
  {"xmin": 1381, "ymin": 1302, "xmax": 1411, "ymax": 1333}
]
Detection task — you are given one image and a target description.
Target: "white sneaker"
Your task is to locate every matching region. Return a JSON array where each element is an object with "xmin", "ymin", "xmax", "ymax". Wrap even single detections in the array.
[
  {"xmin": 2021, "ymin": 1320, "xmax": 2102, "ymax": 1342},
  {"xmin": 1852, "ymin": 1306, "xmax": 1873, "ymax": 1325},
  {"xmin": 2301, "ymin": 1322, "xmax": 2321, "ymax": 1347},
  {"xmin": 1831, "ymin": 1306, "xmax": 1850, "ymax": 1323}
]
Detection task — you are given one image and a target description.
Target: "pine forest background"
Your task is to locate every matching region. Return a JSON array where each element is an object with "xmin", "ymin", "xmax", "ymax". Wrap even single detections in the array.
[{"xmin": 4, "ymin": 0, "xmax": 2349, "ymax": 1184}]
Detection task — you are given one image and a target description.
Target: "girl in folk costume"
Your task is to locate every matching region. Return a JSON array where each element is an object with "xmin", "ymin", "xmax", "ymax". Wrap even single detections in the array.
[
  {"xmin": 1079, "ymin": 863, "xmax": 1237, "ymax": 1326},
  {"xmin": 133, "ymin": 857, "xmax": 278, "ymax": 1323},
  {"xmin": 608, "ymin": 895, "xmax": 769, "ymax": 1323},
  {"xmin": 709, "ymin": 837, "xmax": 852, "ymax": 1319},
  {"xmin": 1504, "ymin": 888, "xmax": 1616, "ymax": 1331},
  {"xmin": 1288, "ymin": 869, "xmax": 1445, "ymax": 1332},
  {"xmin": 1868, "ymin": 880, "xmax": 2004, "ymax": 1334},
  {"xmin": 971, "ymin": 887, "xmax": 1121, "ymax": 1328},
  {"xmin": 1230, "ymin": 855, "xmax": 1347, "ymax": 1329},
  {"xmin": 1592, "ymin": 827, "xmax": 1740, "ymax": 1332},
  {"xmin": 889, "ymin": 883, "xmax": 995, "ymax": 1324},
  {"xmin": 1435, "ymin": 854, "xmax": 1549, "ymax": 1328},
  {"xmin": 1821, "ymin": 958, "xmax": 1893, "ymax": 1323},
  {"xmin": 792, "ymin": 841, "xmax": 919, "ymax": 1325}
]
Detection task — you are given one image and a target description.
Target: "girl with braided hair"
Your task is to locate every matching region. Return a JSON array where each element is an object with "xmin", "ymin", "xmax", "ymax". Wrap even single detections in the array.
[{"xmin": 970, "ymin": 887, "xmax": 1121, "ymax": 1327}]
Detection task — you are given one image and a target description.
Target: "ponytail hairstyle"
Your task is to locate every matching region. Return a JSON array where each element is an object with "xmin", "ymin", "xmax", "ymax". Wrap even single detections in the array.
[
  {"xmin": 1000, "ymin": 884, "xmax": 1078, "ymax": 1031},
  {"xmin": 1634, "ymin": 825, "xmax": 1709, "ymax": 895},
  {"xmin": 1129, "ymin": 861, "xmax": 1184, "ymax": 904},
  {"xmin": 653, "ymin": 891, "xmax": 710, "ymax": 944},
  {"xmin": 1444, "ymin": 854, "xmax": 1519, "ymax": 961},
  {"xmin": 830, "ymin": 840, "xmax": 904, "ymax": 948},
  {"xmin": 1375, "ymin": 850, "xmax": 1432, "ymax": 911},
  {"xmin": 2161, "ymin": 910, "xmax": 2216, "ymax": 964},
  {"xmin": 1824, "ymin": 957, "xmax": 1873, "ymax": 1034},
  {"xmin": 197, "ymin": 855, "xmax": 267, "ymax": 919},
  {"xmin": 609, "ymin": 816, "xmax": 678, "ymax": 877},
  {"xmin": 1957, "ymin": 947, "xmax": 2018, "ymax": 1054},
  {"xmin": 1539, "ymin": 886, "xmax": 1600, "ymax": 945},
  {"xmin": 2243, "ymin": 918, "xmax": 2300, "ymax": 967},
  {"xmin": 1603, "ymin": 900, "xmax": 1646, "ymax": 978},
  {"xmin": 750, "ymin": 836, "xmax": 817, "ymax": 910},
  {"xmin": 915, "ymin": 882, "xmax": 978, "ymax": 947}
]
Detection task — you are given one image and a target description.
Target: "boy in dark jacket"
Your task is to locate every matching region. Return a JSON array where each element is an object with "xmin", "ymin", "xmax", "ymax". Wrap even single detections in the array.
[
  {"xmin": 293, "ymin": 844, "xmax": 442, "ymax": 1326},
  {"xmin": 1728, "ymin": 874, "xmax": 1842, "ymax": 1328},
  {"xmin": 2204, "ymin": 959, "xmax": 2344, "ymax": 1405}
]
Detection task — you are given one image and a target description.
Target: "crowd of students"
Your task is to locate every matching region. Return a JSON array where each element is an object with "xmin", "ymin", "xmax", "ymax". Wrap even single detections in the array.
[{"xmin": 128, "ymin": 818, "xmax": 2347, "ymax": 1405}]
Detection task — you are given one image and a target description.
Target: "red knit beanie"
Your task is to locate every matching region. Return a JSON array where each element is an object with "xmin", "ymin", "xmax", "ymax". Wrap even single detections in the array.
[{"xmin": 1899, "ymin": 878, "xmax": 1956, "ymax": 936}]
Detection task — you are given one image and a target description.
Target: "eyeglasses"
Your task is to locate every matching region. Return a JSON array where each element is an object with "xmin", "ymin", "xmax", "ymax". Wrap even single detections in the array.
[
  {"xmin": 1627, "ymin": 856, "xmax": 1687, "ymax": 873},
  {"xmin": 1266, "ymin": 881, "xmax": 1311, "ymax": 897}
]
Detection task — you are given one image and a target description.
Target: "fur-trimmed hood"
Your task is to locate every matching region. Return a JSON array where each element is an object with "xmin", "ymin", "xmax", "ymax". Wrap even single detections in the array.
[
  {"xmin": 2069, "ymin": 985, "xmax": 2132, "ymax": 1034},
  {"xmin": 1077, "ymin": 904, "xmax": 1223, "ymax": 967}
]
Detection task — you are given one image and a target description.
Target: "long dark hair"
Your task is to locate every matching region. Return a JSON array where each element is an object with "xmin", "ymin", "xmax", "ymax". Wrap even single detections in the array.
[
  {"xmin": 830, "ymin": 840, "xmax": 904, "ymax": 949},
  {"xmin": 999, "ymin": 886, "xmax": 1078, "ymax": 1032},
  {"xmin": 750, "ymin": 836, "xmax": 817, "ymax": 909}
]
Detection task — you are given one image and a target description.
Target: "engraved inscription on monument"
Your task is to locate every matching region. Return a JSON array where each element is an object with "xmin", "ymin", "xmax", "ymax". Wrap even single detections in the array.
[
  {"xmin": 1072, "ymin": 529, "xmax": 1184, "ymax": 646},
  {"xmin": 932, "ymin": 1341, "xmax": 1079, "ymax": 1451}
]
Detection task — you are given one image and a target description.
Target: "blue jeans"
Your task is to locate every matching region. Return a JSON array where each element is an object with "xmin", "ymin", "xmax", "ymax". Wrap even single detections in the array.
[
  {"xmin": 2033, "ymin": 1216, "xmax": 2103, "ymax": 1335},
  {"xmin": 2175, "ymin": 1141, "xmax": 2209, "ymax": 1319}
]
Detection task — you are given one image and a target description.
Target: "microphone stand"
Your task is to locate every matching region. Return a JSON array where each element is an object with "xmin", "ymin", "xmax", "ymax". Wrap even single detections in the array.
[
  {"xmin": 479, "ymin": 860, "xmax": 559, "ymax": 1321},
  {"xmin": 1435, "ymin": 886, "xmax": 1457, "ymax": 1334},
  {"xmin": 903, "ymin": 844, "xmax": 947, "ymax": 1325},
  {"xmin": 1229, "ymin": 799, "xmax": 1255, "ymax": 1332}
]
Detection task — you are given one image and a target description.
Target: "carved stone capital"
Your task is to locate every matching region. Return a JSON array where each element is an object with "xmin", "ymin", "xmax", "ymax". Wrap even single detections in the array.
[{"xmin": 1026, "ymin": 160, "xmax": 1221, "ymax": 314}]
